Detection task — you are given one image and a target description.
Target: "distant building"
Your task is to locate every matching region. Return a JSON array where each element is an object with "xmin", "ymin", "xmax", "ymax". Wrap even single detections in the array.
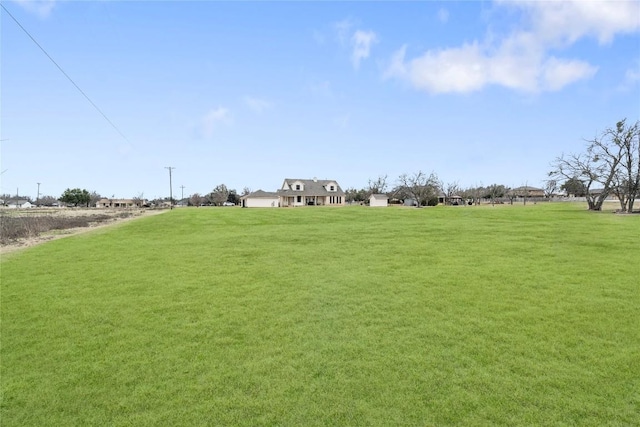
[
  {"xmin": 241, "ymin": 190, "xmax": 280, "ymax": 208},
  {"xmin": 509, "ymin": 186, "xmax": 545, "ymax": 198},
  {"xmin": 369, "ymin": 194, "xmax": 388, "ymax": 207},
  {"xmin": 96, "ymin": 198, "xmax": 146, "ymax": 208},
  {"xmin": 277, "ymin": 178, "xmax": 345, "ymax": 207},
  {"xmin": 5, "ymin": 199, "xmax": 33, "ymax": 209}
]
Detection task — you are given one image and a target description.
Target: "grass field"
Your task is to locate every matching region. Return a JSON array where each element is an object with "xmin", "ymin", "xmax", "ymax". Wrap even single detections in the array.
[{"xmin": 1, "ymin": 203, "xmax": 638, "ymax": 426}]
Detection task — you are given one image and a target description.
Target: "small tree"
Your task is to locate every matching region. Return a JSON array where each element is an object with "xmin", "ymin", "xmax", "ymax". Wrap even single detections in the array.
[
  {"xmin": 89, "ymin": 191, "xmax": 102, "ymax": 207},
  {"xmin": 396, "ymin": 171, "xmax": 440, "ymax": 206},
  {"xmin": 132, "ymin": 192, "xmax": 145, "ymax": 207},
  {"xmin": 550, "ymin": 119, "xmax": 634, "ymax": 211},
  {"xmin": 367, "ymin": 175, "xmax": 388, "ymax": 196},
  {"xmin": 543, "ymin": 179, "xmax": 557, "ymax": 199},
  {"xmin": 208, "ymin": 184, "xmax": 229, "ymax": 206},
  {"xmin": 59, "ymin": 188, "xmax": 91, "ymax": 207},
  {"xmin": 560, "ymin": 177, "xmax": 587, "ymax": 197},
  {"xmin": 485, "ymin": 184, "xmax": 507, "ymax": 206},
  {"xmin": 443, "ymin": 181, "xmax": 460, "ymax": 205},
  {"xmin": 189, "ymin": 193, "xmax": 204, "ymax": 206},
  {"xmin": 227, "ymin": 189, "xmax": 240, "ymax": 205},
  {"xmin": 610, "ymin": 119, "xmax": 640, "ymax": 212},
  {"xmin": 38, "ymin": 195, "xmax": 58, "ymax": 207}
]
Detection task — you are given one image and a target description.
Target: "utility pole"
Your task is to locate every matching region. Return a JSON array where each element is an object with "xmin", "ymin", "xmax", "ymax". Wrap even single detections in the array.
[
  {"xmin": 180, "ymin": 185, "xmax": 185, "ymax": 204},
  {"xmin": 37, "ymin": 182, "xmax": 41, "ymax": 206},
  {"xmin": 165, "ymin": 166, "xmax": 175, "ymax": 210}
]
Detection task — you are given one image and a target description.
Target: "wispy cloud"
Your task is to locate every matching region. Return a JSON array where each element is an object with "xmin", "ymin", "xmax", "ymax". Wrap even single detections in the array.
[
  {"xmin": 334, "ymin": 18, "xmax": 355, "ymax": 46},
  {"xmin": 244, "ymin": 96, "xmax": 272, "ymax": 114},
  {"xmin": 333, "ymin": 18, "xmax": 378, "ymax": 69},
  {"xmin": 385, "ymin": 0, "xmax": 638, "ymax": 94},
  {"xmin": 199, "ymin": 107, "xmax": 231, "ymax": 138},
  {"xmin": 619, "ymin": 60, "xmax": 640, "ymax": 91},
  {"xmin": 437, "ymin": 7, "xmax": 449, "ymax": 24},
  {"xmin": 309, "ymin": 80, "xmax": 333, "ymax": 97},
  {"xmin": 351, "ymin": 30, "xmax": 378, "ymax": 69},
  {"xmin": 12, "ymin": 0, "xmax": 57, "ymax": 18}
]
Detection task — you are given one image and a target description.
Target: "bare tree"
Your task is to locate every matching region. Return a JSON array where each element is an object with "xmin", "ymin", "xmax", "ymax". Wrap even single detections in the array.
[
  {"xmin": 132, "ymin": 192, "xmax": 145, "ymax": 207},
  {"xmin": 367, "ymin": 175, "xmax": 388, "ymax": 196},
  {"xmin": 443, "ymin": 181, "xmax": 460, "ymax": 205},
  {"xmin": 208, "ymin": 184, "xmax": 230, "ymax": 206},
  {"xmin": 486, "ymin": 184, "xmax": 507, "ymax": 206},
  {"xmin": 190, "ymin": 193, "xmax": 204, "ymax": 206},
  {"xmin": 38, "ymin": 195, "xmax": 58, "ymax": 206},
  {"xmin": 397, "ymin": 171, "xmax": 440, "ymax": 206},
  {"xmin": 543, "ymin": 179, "xmax": 557, "ymax": 199},
  {"xmin": 89, "ymin": 191, "xmax": 102, "ymax": 208},
  {"xmin": 550, "ymin": 121, "xmax": 630, "ymax": 211},
  {"xmin": 610, "ymin": 119, "xmax": 640, "ymax": 212}
]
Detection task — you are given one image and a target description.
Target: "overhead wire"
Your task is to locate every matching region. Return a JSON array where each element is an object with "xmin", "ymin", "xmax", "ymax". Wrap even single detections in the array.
[{"xmin": 0, "ymin": 2, "xmax": 131, "ymax": 145}]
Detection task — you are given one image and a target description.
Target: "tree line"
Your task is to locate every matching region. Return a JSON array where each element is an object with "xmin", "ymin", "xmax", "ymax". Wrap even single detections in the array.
[
  {"xmin": 344, "ymin": 174, "xmax": 546, "ymax": 207},
  {"xmin": 11, "ymin": 119, "xmax": 635, "ymax": 212}
]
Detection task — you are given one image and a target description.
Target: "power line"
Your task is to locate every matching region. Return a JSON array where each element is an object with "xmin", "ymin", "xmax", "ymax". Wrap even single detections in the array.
[{"xmin": 1, "ymin": 3, "xmax": 131, "ymax": 144}]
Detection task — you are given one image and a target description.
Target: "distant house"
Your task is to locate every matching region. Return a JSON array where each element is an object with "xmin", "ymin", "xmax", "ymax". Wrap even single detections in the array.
[
  {"xmin": 277, "ymin": 178, "xmax": 345, "ymax": 207},
  {"xmin": 5, "ymin": 199, "xmax": 32, "ymax": 209},
  {"xmin": 241, "ymin": 190, "xmax": 280, "ymax": 208},
  {"xmin": 510, "ymin": 186, "xmax": 545, "ymax": 198},
  {"xmin": 96, "ymin": 198, "xmax": 145, "ymax": 208},
  {"xmin": 369, "ymin": 193, "xmax": 388, "ymax": 207}
]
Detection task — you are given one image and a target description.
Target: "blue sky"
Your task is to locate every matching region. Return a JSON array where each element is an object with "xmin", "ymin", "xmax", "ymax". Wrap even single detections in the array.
[{"xmin": 2, "ymin": 0, "xmax": 639, "ymax": 200}]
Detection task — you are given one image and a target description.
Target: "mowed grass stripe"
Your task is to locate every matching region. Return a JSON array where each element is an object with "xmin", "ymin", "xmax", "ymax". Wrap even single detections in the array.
[{"xmin": 1, "ymin": 203, "xmax": 638, "ymax": 425}]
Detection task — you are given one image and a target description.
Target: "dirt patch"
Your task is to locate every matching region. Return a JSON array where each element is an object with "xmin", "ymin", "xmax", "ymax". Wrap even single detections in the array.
[{"xmin": 0, "ymin": 208, "xmax": 167, "ymax": 256}]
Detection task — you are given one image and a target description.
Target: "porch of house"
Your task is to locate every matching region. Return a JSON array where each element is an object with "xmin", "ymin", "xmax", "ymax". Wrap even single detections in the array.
[{"xmin": 280, "ymin": 195, "xmax": 328, "ymax": 207}]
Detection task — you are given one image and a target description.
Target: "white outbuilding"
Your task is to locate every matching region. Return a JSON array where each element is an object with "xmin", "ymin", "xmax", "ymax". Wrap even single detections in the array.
[
  {"xmin": 369, "ymin": 193, "xmax": 388, "ymax": 207},
  {"xmin": 241, "ymin": 190, "xmax": 280, "ymax": 208}
]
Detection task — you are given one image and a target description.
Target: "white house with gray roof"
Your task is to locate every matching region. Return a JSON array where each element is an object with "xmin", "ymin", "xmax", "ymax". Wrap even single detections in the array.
[
  {"xmin": 369, "ymin": 193, "xmax": 388, "ymax": 207},
  {"xmin": 241, "ymin": 190, "xmax": 280, "ymax": 208},
  {"xmin": 277, "ymin": 178, "xmax": 345, "ymax": 207}
]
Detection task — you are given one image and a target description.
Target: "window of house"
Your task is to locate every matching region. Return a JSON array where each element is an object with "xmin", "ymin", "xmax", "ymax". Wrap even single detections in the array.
[
  {"xmin": 296, "ymin": 184, "xmax": 300, "ymax": 190},
  {"xmin": 297, "ymin": 196, "xmax": 301, "ymax": 203},
  {"xmin": 330, "ymin": 185, "xmax": 335, "ymax": 191}
]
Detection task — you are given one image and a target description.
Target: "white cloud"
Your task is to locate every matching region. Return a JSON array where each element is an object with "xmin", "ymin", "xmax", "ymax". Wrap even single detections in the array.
[
  {"xmin": 541, "ymin": 57, "xmax": 597, "ymax": 91},
  {"xmin": 200, "ymin": 107, "xmax": 231, "ymax": 138},
  {"xmin": 244, "ymin": 97, "xmax": 272, "ymax": 113},
  {"xmin": 385, "ymin": 0, "xmax": 637, "ymax": 94},
  {"xmin": 499, "ymin": 0, "xmax": 640, "ymax": 45},
  {"xmin": 351, "ymin": 30, "xmax": 378, "ymax": 69},
  {"xmin": 619, "ymin": 60, "xmax": 640, "ymax": 91},
  {"xmin": 12, "ymin": 0, "xmax": 57, "ymax": 18},
  {"xmin": 333, "ymin": 18, "xmax": 378, "ymax": 69},
  {"xmin": 625, "ymin": 64, "xmax": 640, "ymax": 85}
]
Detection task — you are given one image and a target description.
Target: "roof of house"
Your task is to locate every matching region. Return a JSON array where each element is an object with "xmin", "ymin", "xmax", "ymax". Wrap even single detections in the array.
[
  {"xmin": 369, "ymin": 193, "xmax": 388, "ymax": 200},
  {"xmin": 242, "ymin": 190, "xmax": 279, "ymax": 199},
  {"xmin": 5, "ymin": 199, "xmax": 31, "ymax": 205},
  {"xmin": 511, "ymin": 186, "xmax": 544, "ymax": 192},
  {"xmin": 278, "ymin": 178, "xmax": 345, "ymax": 196}
]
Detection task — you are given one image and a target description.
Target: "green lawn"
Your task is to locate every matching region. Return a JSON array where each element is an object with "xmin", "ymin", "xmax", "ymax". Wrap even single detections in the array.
[{"xmin": 1, "ymin": 203, "xmax": 638, "ymax": 426}]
